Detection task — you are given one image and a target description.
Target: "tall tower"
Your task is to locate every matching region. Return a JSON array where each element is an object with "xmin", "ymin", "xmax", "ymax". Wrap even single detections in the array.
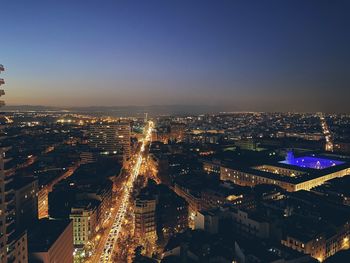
[
  {"xmin": 0, "ymin": 64, "xmax": 28, "ymax": 263},
  {"xmin": 0, "ymin": 64, "xmax": 7, "ymax": 262}
]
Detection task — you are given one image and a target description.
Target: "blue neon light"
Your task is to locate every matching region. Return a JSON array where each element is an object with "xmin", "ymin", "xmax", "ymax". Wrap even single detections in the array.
[{"xmin": 280, "ymin": 152, "xmax": 344, "ymax": 169}]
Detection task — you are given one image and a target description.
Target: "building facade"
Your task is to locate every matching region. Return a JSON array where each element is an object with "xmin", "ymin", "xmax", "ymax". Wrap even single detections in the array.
[
  {"xmin": 134, "ymin": 198, "xmax": 157, "ymax": 242},
  {"xmin": 14, "ymin": 178, "xmax": 39, "ymax": 232},
  {"xmin": 70, "ymin": 200, "xmax": 99, "ymax": 247},
  {"xmin": 7, "ymin": 232, "xmax": 28, "ymax": 263},
  {"xmin": 221, "ymin": 162, "xmax": 350, "ymax": 192},
  {"xmin": 37, "ymin": 187, "xmax": 49, "ymax": 219},
  {"xmin": 281, "ymin": 225, "xmax": 350, "ymax": 262},
  {"xmin": 89, "ymin": 122, "xmax": 131, "ymax": 160},
  {"xmin": 0, "ymin": 64, "xmax": 7, "ymax": 262},
  {"xmin": 0, "ymin": 64, "xmax": 29, "ymax": 263}
]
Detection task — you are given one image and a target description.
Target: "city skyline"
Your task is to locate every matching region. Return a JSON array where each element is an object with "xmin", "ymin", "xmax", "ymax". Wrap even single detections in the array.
[
  {"xmin": 2, "ymin": 0, "xmax": 350, "ymax": 112},
  {"xmin": 2, "ymin": 2, "xmax": 350, "ymax": 262}
]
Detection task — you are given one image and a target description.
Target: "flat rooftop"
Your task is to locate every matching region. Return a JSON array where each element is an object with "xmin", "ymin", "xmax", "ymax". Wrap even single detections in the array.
[
  {"xmin": 224, "ymin": 161, "xmax": 350, "ymax": 185},
  {"xmin": 28, "ymin": 219, "xmax": 71, "ymax": 252},
  {"xmin": 280, "ymin": 156, "xmax": 345, "ymax": 170}
]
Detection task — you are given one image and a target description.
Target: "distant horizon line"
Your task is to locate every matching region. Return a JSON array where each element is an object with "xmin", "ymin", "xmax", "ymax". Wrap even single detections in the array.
[{"xmin": 3, "ymin": 104, "xmax": 349, "ymax": 114}]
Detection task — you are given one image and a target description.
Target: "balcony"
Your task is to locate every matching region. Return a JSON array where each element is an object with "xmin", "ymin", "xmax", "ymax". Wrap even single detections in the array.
[
  {"xmin": 0, "ymin": 65, "xmax": 4, "ymax": 72},
  {"xmin": 6, "ymin": 225, "xmax": 15, "ymax": 241},
  {"xmin": 0, "ymin": 90, "xmax": 4, "ymax": 96},
  {"xmin": 0, "ymin": 79, "xmax": 4, "ymax": 85},
  {"xmin": 5, "ymin": 193, "xmax": 15, "ymax": 203}
]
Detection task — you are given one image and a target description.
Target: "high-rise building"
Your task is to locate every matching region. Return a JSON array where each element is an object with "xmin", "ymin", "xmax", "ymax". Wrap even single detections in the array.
[
  {"xmin": 0, "ymin": 64, "xmax": 28, "ymax": 263},
  {"xmin": 115, "ymin": 123, "xmax": 131, "ymax": 160},
  {"xmin": 14, "ymin": 177, "xmax": 39, "ymax": 232},
  {"xmin": 89, "ymin": 122, "xmax": 131, "ymax": 160},
  {"xmin": 0, "ymin": 64, "xmax": 6, "ymax": 262},
  {"xmin": 134, "ymin": 197, "xmax": 157, "ymax": 243}
]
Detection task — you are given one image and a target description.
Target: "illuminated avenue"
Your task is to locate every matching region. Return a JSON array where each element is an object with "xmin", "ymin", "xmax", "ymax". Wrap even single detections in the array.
[
  {"xmin": 319, "ymin": 113, "xmax": 334, "ymax": 152},
  {"xmin": 99, "ymin": 121, "xmax": 153, "ymax": 263}
]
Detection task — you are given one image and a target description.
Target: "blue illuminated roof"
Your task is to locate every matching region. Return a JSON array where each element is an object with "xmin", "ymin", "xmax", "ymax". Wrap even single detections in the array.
[{"xmin": 280, "ymin": 156, "xmax": 345, "ymax": 170}]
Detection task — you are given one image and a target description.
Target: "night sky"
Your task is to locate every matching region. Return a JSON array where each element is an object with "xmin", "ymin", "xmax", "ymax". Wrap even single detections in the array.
[{"xmin": 1, "ymin": 0, "xmax": 350, "ymax": 112}]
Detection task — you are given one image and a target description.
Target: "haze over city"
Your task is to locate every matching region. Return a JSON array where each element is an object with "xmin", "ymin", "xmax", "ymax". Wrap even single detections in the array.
[{"xmin": 2, "ymin": 0, "xmax": 350, "ymax": 112}]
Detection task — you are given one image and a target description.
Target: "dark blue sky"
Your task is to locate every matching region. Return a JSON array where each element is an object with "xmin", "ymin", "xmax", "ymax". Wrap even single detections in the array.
[{"xmin": 1, "ymin": 0, "xmax": 350, "ymax": 112}]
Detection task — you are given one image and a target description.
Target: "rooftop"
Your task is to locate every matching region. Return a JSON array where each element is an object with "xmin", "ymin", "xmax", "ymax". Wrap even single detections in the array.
[
  {"xmin": 224, "ymin": 152, "xmax": 350, "ymax": 185},
  {"xmin": 71, "ymin": 199, "xmax": 101, "ymax": 211},
  {"xmin": 280, "ymin": 156, "xmax": 345, "ymax": 170},
  {"xmin": 28, "ymin": 219, "xmax": 71, "ymax": 252}
]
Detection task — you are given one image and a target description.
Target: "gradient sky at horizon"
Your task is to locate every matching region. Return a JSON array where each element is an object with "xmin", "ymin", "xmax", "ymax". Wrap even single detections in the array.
[{"xmin": 1, "ymin": 0, "xmax": 350, "ymax": 112}]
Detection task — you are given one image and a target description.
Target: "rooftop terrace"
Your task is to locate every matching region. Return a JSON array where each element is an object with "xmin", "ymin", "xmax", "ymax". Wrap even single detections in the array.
[{"xmin": 280, "ymin": 156, "xmax": 344, "ymax": 170}]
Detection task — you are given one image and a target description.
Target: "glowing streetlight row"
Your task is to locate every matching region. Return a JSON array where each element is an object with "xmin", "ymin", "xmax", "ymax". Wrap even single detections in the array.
[
  {"xmin": 99, "ymin": 122, "xmax": 153, "ymax": 263},
  {"xmin": 319, "ymin": 115, "xmax": 333, "ymax": 152}
]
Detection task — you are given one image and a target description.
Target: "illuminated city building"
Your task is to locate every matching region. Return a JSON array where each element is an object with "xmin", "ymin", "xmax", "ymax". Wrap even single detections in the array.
[
  {"xmin": 116, "ymin": 122, "xmax": 131, "ymax": 160},
  {"xmin": 235, "ymin": 138, "xmax": 260, "ymax": 151},
  {"xmin": 70, "ymin": 200, "xmax": 99, "ymax": 247},
  {"xmin": 169, "ymin": 122, "xmax": 186, "ymax": 142},
  {"xmin": 134, "ymin": 197, "xmax": 157, "ymax": 243},
  {"xmin": 79, "ymin": 149, "xmax": 98, "ymax": 164},
  {"xmin": 202, "ymin": 159, "xmax": 221, "ymax": 175},
  {"xmin": 148, "ymin": 153, "xmax": 170, "ymax": 185},
  {"xmin": 187, "ymin": 130, "xmax": 223, "ymax": 145},
  {"xmin": 37, "ymin": 187, "xmax": 49, "ymax": 219},
  {"xmin": 89, "ymin": 122, "xmax": 131, "ymax": 160},
  {"xmin": 174, "ymin": 182, "xmax": 203, "ymax": 215},
  {"xmin": 221, "ymin": 153, "xmax": 350, "ymax": 192},
  {"xmin": 281, "ymin": 231, "xmax": 349, "ymax": 262},
  {"xmin": 279, "ymin": 191, "xmax": 350, "ymax": 262}
]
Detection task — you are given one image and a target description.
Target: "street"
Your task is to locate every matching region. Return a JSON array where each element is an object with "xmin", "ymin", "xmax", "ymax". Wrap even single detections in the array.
[
  {"xmin": 319, "ymin": 114, "xmax": 333, "ymax": 152},
  {"xmin": 85, "ymin": 121, "xmax": 153, "ymax": 263}
]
